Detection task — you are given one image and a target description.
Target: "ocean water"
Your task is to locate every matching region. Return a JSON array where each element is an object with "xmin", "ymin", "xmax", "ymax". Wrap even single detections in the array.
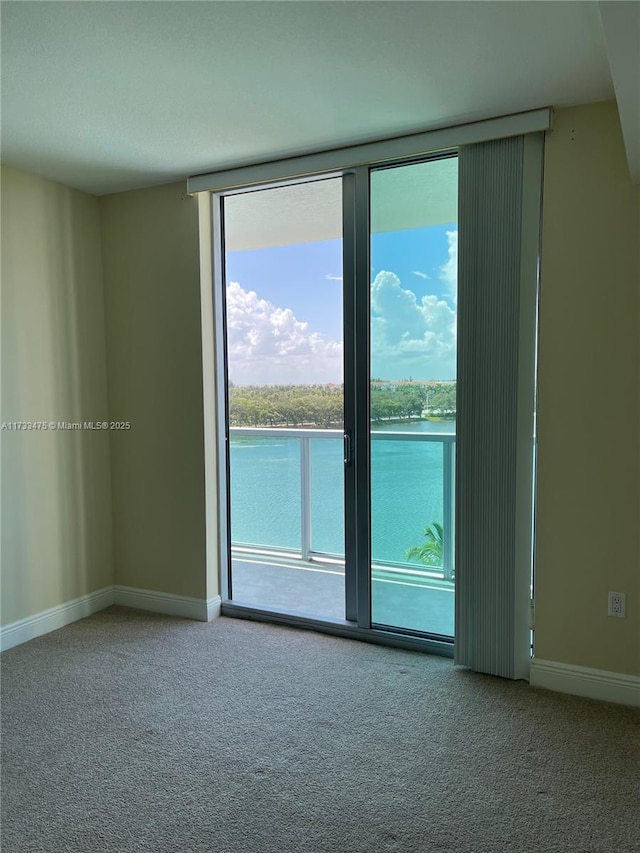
[{"xmin": 229, "ymin": 421, "xmax": 454, "ymax": 564}]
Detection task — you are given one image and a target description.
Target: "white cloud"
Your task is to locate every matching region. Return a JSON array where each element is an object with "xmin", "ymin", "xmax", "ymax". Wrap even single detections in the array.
[
  {"xmin": 325, "ymin": 274, "xmax": 343, "ymax": 281},
  {"xmin": 411, "ymin": 270, "xmax": 430, "ymax": 280},
  {"xmin": 226, "ymin": 256, "xmax": 458, "ymax": 385},
  {"xmin": 370, "ymin": 271, "xmax": 456, "ymax": 381},
  {"xmin": 440, "ymin": 230, "xmax": 458, "ymax": 302},
  {"xmin": 226, "ymin": 281, "xmax": 343, "ymax": 385}
]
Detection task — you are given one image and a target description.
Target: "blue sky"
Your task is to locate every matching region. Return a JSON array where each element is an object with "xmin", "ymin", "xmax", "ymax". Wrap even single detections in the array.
[
  {"xmin": 226, "ymin": 238, "xmax": 344, "ymax": 342},
  {"xmin": 371, "ymin": 224, "xmax": 457, "ymax": 306},
  {"xmin": 225, "ymin": 223, "xmax": 458, "ymax": 385}
]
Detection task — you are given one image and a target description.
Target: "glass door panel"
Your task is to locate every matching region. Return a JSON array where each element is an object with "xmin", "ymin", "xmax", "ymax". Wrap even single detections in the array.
[
  {"xmin": 369, "ymin": 156, "xmax": 458, "ymax": 636},
  {"xmin": 222, "ymin": 177, "xmax": 345, "ymax": 619},
  {"xmin": 310, "ymin": 435, "xmax": 345, "ymax": 558},
  {"xmin": 229, "ymin": 435, "xmax": 300, "ymax": 551}
]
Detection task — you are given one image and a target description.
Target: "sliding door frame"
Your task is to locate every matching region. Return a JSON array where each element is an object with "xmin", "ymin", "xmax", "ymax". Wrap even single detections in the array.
[
  {"xmin": 341, "ymin": 170, "xmax": 358, "ymax": 623},
  {"xmin": 211, "ymin": 162, "xmax": 451, "ymax": 649},
  {"xmin": 211, "ymin": 191, "xmax": 232, "ymax": 604},
  {"xmin": 343, "ymin": 166, "xmax": 373, "ymax": 629},
  {"xmin": 212, "ymin": 170, "xmax": 374, "ymax": 633}
]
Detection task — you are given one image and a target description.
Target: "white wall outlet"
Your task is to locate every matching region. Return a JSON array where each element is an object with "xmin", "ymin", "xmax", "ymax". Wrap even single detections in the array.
[{"xmin": 608, "ymin": 591, "xmax": 626, "ymax": 618}]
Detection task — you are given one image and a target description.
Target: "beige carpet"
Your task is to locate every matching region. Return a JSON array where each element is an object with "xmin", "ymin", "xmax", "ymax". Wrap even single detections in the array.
[{"xmin": 1, "ymin": 606, "xmax": 639, "ymax": 852}]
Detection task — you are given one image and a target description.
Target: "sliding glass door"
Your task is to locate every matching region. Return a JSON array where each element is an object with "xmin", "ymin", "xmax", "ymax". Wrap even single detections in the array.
[
  {"xmin": 369, "ymin": 156, "xmax": 458, "ymax": 637},
  {"xmin": 221, "ymin": 178, "xmax": 347, "ymax": 620},
  {"xmin": 216, "ymin": 157, "xmax": 457, "ymax": 640}
]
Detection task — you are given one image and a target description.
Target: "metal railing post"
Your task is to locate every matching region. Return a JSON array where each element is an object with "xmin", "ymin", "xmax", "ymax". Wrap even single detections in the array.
[
  {"xmin": 300, "ymin": 435, "xmax": 312, "ymax": 561},
  {"xmin": 442, "ymin": 439, "xmax": 455, "ymax": 581}
]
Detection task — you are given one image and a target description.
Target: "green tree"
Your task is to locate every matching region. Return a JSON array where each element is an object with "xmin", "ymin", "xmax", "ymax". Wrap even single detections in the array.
[{"xmin": 405, "ymin": 522, "xmax": 444, "ymax": 568}]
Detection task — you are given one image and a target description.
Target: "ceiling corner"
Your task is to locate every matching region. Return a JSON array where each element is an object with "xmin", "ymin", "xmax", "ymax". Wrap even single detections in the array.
[{"xmin": 599, "ymin": 1, "xmax": 640, "ymax": 184}]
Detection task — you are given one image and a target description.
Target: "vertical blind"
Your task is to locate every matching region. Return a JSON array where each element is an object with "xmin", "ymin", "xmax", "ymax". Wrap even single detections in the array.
[{"xmin": 455, "ymin": 133, "xmax": 544, "ymax": 679}]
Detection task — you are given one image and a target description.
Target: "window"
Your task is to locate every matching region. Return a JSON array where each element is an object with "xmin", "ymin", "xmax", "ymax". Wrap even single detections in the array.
[{"xmin": 192, "ymin": 109, "xmax": 548, "ymax": 676}]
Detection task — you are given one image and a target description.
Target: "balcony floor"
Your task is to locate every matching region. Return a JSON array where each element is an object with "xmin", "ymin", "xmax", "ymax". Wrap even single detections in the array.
[{"xmin": 231, "ymin": 558, "xmax": 454, "ymax": 637}]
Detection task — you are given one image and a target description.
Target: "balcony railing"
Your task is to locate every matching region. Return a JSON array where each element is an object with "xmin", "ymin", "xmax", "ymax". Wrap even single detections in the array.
[{"xmin": 229, "ymin": 426, "xmax": 456, "ymax": 581}]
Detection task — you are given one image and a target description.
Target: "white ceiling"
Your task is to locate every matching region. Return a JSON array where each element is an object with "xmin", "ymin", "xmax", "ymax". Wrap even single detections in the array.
[{"xmin": 1, "ymin": 1, "xmax": 637, "ymax": 196}]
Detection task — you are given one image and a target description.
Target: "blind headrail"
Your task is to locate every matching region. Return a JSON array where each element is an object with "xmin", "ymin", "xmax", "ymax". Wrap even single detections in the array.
[{"xmin": 187, "ymin": 108, "xmax": 552, "ymax": 195}]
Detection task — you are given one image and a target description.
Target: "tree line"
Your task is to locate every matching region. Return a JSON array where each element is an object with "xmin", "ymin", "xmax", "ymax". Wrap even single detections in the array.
[{"xmin": 228, "ymin": 382, "xmax": 456, "ymax": 428}]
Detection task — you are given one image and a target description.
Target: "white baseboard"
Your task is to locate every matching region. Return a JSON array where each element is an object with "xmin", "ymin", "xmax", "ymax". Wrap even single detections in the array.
[
  {"xmin": 530, "ymin": 658, "xmax": 640, "ymax": 708},
  {"xmin": 113, "ymin": 585, "xmax": 221, "ymax": 623},
  {"xmin": 1, "ymin": 587, "xmax": 222, "ymax": 652},
  {"xmin": 206, "ymin": 595, "xmax": 222, "ymax": 621},
  {"xmin": 0, "ymin": 587, "xmax": 115, "ymax": 652}
]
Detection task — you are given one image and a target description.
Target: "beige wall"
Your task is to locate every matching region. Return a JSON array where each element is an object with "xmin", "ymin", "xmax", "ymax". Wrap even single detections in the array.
[
  {"xmin": 3, "ymin": 103, "xmax": 638, "ymax": 683},
  {"xmin": 99, "ymin": 183, "xmax": 206, "ymax": 599},
  {"xmin": 1, "ymin": 167, "xmax": 113, "ymax": 624},
  {"xmin": 536, "ymin": 101, "xmax": 640, "ymax": 676}
]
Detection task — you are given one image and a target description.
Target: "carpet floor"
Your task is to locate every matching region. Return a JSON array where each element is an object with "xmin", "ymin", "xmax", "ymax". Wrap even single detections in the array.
[{"xmin": 1, "ymin": 606, "xmax": 639, "ymax": 853}]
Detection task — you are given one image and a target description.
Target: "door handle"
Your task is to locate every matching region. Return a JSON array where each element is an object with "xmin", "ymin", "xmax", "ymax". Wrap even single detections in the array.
[{"xmin": 343, "ymin": 433, "xmax": 352, "ymax": 465}]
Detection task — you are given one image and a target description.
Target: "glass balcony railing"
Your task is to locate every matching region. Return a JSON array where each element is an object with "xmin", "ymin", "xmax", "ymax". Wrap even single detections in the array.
[{"xmin": 228, "ymin": 427, "xmax": 455, "ymax": 581}]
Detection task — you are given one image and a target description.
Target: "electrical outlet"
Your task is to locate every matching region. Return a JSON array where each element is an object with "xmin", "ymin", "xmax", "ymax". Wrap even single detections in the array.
[{"xmin": 608, "ymin": 591, "xmax": 626, "ymax": 619}]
